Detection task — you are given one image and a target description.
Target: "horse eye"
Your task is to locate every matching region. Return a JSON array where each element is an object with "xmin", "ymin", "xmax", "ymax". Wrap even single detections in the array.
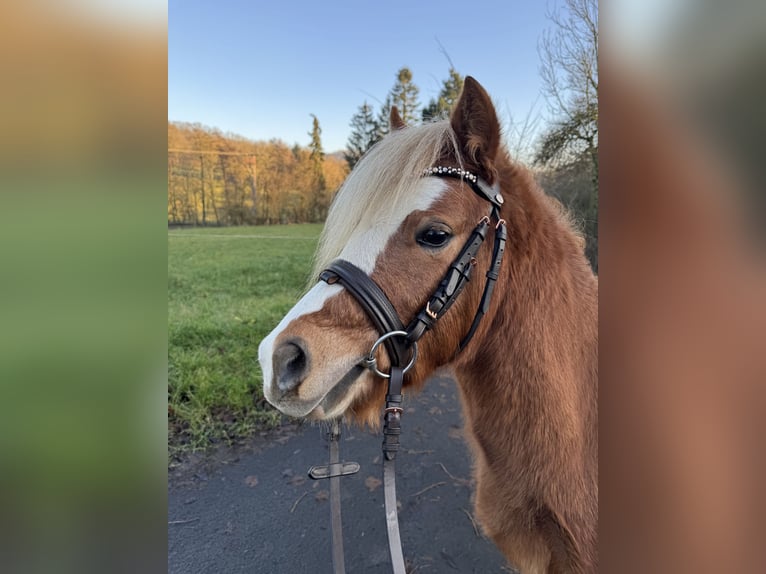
[{"xmin": 417, "ymin": 227, "xmax": 452, "ymax": 248}]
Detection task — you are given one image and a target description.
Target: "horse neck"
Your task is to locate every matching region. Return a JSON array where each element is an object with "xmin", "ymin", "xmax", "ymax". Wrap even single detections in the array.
[{"xmin": 452, "ymin": 161, "xmax": 598, "ymax": 458}]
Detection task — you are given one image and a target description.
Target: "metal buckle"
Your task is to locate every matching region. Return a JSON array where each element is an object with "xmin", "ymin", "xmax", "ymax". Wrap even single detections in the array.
[
  {"xmin": 308, "ymin": 462, "xmax": 361, "ymax": 480},
  {"xmin": 362, "ymin": 330, "xmax": 418, "ymax": 379}
]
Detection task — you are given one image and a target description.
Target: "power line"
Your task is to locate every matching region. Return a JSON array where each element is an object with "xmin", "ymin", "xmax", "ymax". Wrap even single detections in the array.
[{"xmin": 168, "ymin": 148, "xmax": 256, "ymax": 157}]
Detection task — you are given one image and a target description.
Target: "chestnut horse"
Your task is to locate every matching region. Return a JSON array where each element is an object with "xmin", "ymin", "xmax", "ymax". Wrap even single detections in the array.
[{"xmin": 258, "ymin": 77, "xmax": 598, "ymax": 573}]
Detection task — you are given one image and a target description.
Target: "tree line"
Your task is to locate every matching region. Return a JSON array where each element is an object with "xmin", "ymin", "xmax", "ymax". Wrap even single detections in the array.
[
  {"xmin": 168, "ymin": 121, "xmax": 347, "ymax": 226},
  {"xmin": 344, "ymin": 67, "xmax": 464, "ymax": 170}
]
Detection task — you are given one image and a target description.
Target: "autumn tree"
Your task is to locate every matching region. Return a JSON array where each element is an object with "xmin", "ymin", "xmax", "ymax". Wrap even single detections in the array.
[
  {"xmin": 168, "ymin": 123, "xmax": 191, "ymax": 224},
  {"xmin": 323, "ymin": 155, "xmax": 349, "ymax": 197},
  {"xmin": 168, "ymin": 121, "xmax": 343, "ymax": 226},
  {"xmin": 345, "ymin": 101, "xmax": 380, "ymax": 171},
  {"xmin": 422, "ymin": 67, "xmax": 464, "ymax": 122},
  {"xmin": 535, "ymin": 0, "xmax": 598, "ymax": 270}
]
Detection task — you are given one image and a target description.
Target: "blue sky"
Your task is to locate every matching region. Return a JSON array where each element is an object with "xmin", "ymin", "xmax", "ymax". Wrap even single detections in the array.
[{"xmin": 169, "ymin": 0, "xmax": 554, "ymax": 153}]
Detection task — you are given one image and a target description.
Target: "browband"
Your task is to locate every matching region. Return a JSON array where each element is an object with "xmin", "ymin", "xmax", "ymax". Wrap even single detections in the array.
[{"xmin": 422, "ymin": 166, "xmax": 504, "ymax": 210}]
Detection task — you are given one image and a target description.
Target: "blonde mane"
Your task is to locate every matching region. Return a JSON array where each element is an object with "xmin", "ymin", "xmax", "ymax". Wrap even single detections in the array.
[{"xmin": 311, "ymin": 120, "xmax": 462, "ymax": 280}]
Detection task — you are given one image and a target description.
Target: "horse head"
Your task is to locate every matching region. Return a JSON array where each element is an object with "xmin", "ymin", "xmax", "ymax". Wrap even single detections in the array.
[{"xmin": 258, "ymin": 78, "xmax": 506, "ymax": 425}]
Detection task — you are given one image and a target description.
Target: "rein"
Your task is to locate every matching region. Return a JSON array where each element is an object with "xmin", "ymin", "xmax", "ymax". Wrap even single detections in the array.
[{"xmin": 308, "ymin": 166, "xmax": 507, "ymax": 573}]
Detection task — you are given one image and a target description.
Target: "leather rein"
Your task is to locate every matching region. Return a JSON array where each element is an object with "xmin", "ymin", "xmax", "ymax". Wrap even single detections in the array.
[{"xmin": 307, "ymin": 166, "xmax": 507, "ymax": 574}]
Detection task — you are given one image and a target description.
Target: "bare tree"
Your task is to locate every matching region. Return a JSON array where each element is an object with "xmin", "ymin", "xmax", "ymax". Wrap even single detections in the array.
[
  {"xmin": 502, "ymin": 100, "xmax": 542, "ymax": 165},
  {"xmin": 536, "ymin": 0, "xmax": 599, "ymax": 271},
  {"xmin": 536, "ymin": 0, "xmax": 598, "ymax": 177}
]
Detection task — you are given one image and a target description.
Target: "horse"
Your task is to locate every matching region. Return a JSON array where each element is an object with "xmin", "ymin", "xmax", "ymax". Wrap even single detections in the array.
[{"xmin": 258, "ymin": 77, "xmax": 598, "ymax": 573}]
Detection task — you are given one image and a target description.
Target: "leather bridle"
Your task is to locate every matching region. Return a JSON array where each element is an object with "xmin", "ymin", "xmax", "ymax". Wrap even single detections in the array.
[{"xmin": 307, "ymin": 166, "xmax": 507, "ymax": 574}]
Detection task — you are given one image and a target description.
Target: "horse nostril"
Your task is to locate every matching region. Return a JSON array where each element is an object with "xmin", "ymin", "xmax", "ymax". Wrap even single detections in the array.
[{"xmin": 273, "ymin": 339, "xmax": 309, "ymax": 394}]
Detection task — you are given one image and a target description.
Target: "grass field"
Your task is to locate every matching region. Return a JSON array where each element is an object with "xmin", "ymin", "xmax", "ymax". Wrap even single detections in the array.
[{"xmin": 168, "ymin": 224, "xmax": 323, "ymax": 453}]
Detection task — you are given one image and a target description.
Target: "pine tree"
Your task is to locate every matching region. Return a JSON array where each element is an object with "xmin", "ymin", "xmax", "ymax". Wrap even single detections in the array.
[
  {"xmin": 308, "ymin": 114, "xmax": 327, "ymax": 221},
  {"xmin": 422, "ymin": 68, "xmax": 464, "ymax": 122},
  {"xmin": 308, "ymin": 114, "xmax": 325, "ymax": 164},
  {"xmin": 390, "ymin": 67, "xmax": 420, "ymax": 124},
  {"xmin": 345, "ymin": 101, "xmax": 380, "ymax": 171},
  {"xmin": 377, "ymin": 67, "xmax": 420, "ymax": 137},
  {"xmin": 376, "ymin": 94, "xmax": 393, "ymax": 140}
]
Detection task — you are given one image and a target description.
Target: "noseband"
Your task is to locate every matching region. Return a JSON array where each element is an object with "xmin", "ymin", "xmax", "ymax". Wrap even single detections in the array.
[{"xmin": 308, "ymin": 166, "xmax": 507, "ymax": 574}]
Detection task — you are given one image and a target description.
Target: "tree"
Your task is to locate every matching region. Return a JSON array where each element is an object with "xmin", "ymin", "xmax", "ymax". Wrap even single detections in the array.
[
  {"xmin": 391, "ymin": 67, "xmax": 420, "ymax": 124},
  {"xmin": 167, "ymin": 121, "xmax": 341, "ymax": 226},
  {"xmin": 422, "ymin": 67, "xmax": 464, "ymax": 122},
  {"xmin": 308, "ymin": 114, "xmax": 327, "ymax": 221},
  {"xmin": 345, "ymin": 101, "xmax": 380, "ymax": 171},
  {"xmin": 535, "ymin": 0, "xmax": 598, "ymax": 270},
  {"xmin": 308, "ymin": 114, "xmax": 325, "ymax": 163},
  {"xmin": 536, "ymin": 0, "xmax": 597, "ymax": 174},
  {"xmin": 378, "ymin": 67, "xmax": 420, "ymax": 136},
  {"xmin": 323, "ymin": 155, "xmax": 349, "ymax": 197},
  {"xmin": 376, "ymin": 94, "xmax": 393, "ymax": 140}
]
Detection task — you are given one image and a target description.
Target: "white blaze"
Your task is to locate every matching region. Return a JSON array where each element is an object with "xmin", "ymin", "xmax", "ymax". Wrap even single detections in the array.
[
  {"xmin": 258, "ymin": 282, "xmax": 342, "ymax": 402},
  {"xmin": 336, "ymin": 177, "xmax": 449, "ymax": 273}
]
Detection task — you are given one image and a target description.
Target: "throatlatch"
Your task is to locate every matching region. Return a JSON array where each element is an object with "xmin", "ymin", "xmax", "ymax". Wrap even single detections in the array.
[{"xmin": 310, "ymin": 166, "xmax": 508, "ymax": 574}]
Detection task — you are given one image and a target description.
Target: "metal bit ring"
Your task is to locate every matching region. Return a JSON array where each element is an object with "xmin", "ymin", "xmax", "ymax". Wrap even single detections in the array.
[{"xmin": 364, "ymin": 330, "xmax": 418, "ymax": 378}]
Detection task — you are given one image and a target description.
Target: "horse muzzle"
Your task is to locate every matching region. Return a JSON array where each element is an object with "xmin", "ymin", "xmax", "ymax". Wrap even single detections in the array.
[{"xmin": 272, "ymin": 337, "xmax": 310, "ymax": 396}]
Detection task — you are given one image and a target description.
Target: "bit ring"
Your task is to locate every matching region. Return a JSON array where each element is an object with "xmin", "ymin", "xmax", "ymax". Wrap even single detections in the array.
[{"xmin": 364, "ymin": 330, "xmax": 418, "ymax": 378}]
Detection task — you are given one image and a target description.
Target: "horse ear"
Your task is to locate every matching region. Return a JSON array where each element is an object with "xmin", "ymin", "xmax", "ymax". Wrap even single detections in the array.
[
  {"xmin": 450, "ymin": 76, "xmax": 500, "ymax": 182},
  {"xmin": 390, "ymin": 106, "xmax": 406, "ymax": 130}
]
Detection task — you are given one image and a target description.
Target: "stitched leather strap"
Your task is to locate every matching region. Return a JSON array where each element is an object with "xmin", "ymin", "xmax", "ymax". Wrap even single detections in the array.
[
  {"xmin": 320, "ymin": 260, "xmax": 409, "ymax": 367},
  {"xmin": 382, "ymin": 366, "xmax": 404, "ymax": 461},
  {"xmin": 406, "ymin": 213, "xmax": 491, "ymax": 343},
  {"xmin": 383, "ymin": 366, "xmax": 406, "ymax": 574},
  {"xmin": 328, "ymin": 422, "xmax": 345, "ymax": 573},
  {"xmin": 459, "ymin": 218, "xmax": 507, "ymax": 351}
]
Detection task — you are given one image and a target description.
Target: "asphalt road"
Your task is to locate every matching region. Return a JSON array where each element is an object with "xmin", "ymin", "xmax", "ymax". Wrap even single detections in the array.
[{"xmin": 168, "ymin": 374, "xmax": 513, "ymax": 573}]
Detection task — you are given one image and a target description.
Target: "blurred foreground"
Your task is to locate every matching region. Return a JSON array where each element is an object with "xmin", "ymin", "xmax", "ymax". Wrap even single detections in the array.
[
  {"xmin": 0, "ymin": 2, "xmax": 167, "ymax": 573},
  {"xmin": 602, "ymin": 1, "xmax": 766, "ymax": 571}
]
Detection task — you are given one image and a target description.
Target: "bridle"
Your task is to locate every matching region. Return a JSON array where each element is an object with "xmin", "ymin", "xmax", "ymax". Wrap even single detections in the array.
[{"xmin": 307, "ymin": 166, "xmax": 507, "ymax": 574}]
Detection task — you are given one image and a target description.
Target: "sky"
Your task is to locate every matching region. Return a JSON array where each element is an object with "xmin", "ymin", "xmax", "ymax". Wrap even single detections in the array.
[{"xmin": 169, "ymin": 0, "xmax": 556, "ymax": 153}]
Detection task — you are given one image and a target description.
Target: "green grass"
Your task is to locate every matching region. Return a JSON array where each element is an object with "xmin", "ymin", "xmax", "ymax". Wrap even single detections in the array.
[{"xmin": 168, "ymin": 224, "xmax": 323, "ymax": 454}]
